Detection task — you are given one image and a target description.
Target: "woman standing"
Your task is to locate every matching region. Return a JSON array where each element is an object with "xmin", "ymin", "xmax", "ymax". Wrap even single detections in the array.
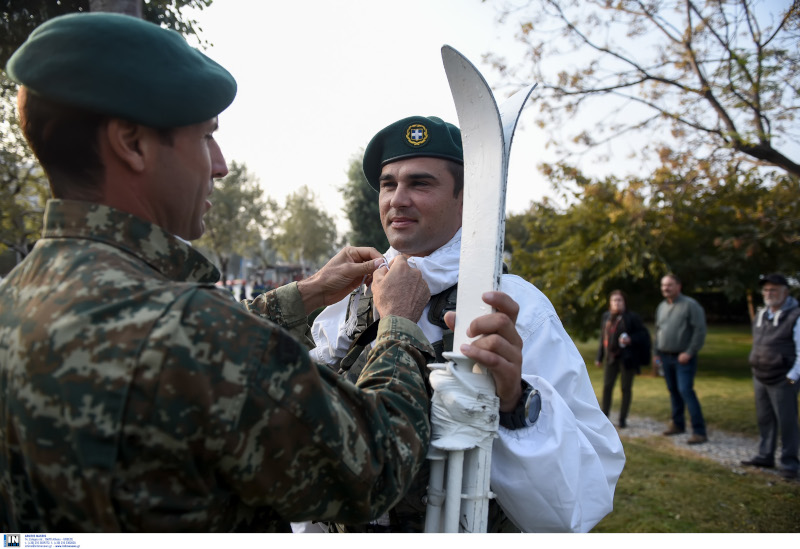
[{"xmin": 595, "ymin": 290, "xmax": 650, "ymax": 428}]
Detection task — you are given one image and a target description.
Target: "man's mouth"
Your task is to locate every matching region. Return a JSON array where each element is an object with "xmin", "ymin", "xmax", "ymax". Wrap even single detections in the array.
[
  {"xmin": 390, "ymin": 216, "xmax": 416, "ymax": 228},
  {"xmin": 205, "ymin": 184, "xmax": 214, "ymax": 209}
]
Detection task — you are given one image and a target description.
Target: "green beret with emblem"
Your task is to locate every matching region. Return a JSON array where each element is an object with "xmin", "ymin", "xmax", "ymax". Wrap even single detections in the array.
[
  {"xmin": 363, "ymin": 115, "xmax": 462, "ymax": 190},
  {"xmin": 6, "ymin": 12, "xmax": 237, "ymax": 128}
]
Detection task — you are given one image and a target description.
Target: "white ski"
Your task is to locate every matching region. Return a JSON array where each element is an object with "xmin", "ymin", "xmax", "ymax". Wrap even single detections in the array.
[{"xmin": 424, "ymin": 45, "xmax": 536, "ymax": 533}]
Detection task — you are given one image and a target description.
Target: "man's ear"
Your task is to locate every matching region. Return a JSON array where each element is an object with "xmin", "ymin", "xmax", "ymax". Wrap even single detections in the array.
[{"xmin": 104, "ymin": 119, "xmax": 150, "ymax": 173}]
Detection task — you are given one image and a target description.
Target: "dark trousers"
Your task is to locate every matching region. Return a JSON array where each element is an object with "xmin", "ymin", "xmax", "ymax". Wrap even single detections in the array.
[
  {"xmin": 660, "ymin": 353, "xmax": 706, "ymax": 436},
  {"xmin": 601, "ymin": 358, "xmax": 635, "ymax": 423},
  {"xmin": 753, "ymin": 376, "xmax": 800, "ymax": 472}
]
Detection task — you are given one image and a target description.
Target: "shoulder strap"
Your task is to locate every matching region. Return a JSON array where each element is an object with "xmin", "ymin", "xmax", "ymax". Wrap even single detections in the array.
[
  {"xmin": 427, "ymin": 284, "xmax": 458, "ymax": 362},
  {"xmin": 426, "ymin": 261, "xmax": 506, "ymax": 329},
  {"xmin": 336, "ymin": 287, "xmax": 376, "ymax": 375},
  {"xmin": 428, "ymin": 283, "xmax": 458, "ymax": 330},
  {"xmin": 344, "ymin": 286, "xmax": 374, "ymax": 338}
]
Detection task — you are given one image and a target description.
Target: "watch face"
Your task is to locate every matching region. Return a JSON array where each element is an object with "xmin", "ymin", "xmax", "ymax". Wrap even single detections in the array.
[{"xmin": 526, "ymin": 389, "xmax": 541, "ymax": 425}]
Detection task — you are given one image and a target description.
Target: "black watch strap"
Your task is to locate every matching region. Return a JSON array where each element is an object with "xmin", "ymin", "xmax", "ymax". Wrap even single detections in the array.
[{"xmin": 499, "ymin": 379, "xmax": 541, "ymax": 430}]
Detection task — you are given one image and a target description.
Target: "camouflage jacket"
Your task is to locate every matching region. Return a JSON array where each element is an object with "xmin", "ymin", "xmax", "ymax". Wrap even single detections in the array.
[
  {"xmin": 325, "ymin": 287, "xmax": 516, "ymax": 533},
  {"xmin": 0, "ymin": 200, "xmax": 433, "ymax": 533}
]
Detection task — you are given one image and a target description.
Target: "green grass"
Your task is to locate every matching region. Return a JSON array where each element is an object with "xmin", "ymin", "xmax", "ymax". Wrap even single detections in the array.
[
  {"xmin": 574, "ymin": 324, "xmax": 800, "ymax": 532},
  {"xmin": 593, "ymin": 436, "xmax": 800, "ymax": 532},
  {"xmin": 576, "ymin": 324, "xmax": 758, "ymax": 436}
]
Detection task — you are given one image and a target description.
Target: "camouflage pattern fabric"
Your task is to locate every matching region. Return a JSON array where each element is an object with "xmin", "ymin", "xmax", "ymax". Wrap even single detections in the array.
[
  {"xmin": 0, "ymin": 199, "xmax": 433, "ymax": 532},
  {"xmin": 326, "ymin": 289, "xmax": 518, "ymax": 533}
]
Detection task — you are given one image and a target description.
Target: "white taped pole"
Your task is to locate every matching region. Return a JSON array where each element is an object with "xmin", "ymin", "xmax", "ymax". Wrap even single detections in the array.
[
  {"xmin": 423, "ymin": 447, "xmax": 446, "ymax": 532},
  {"xmin": 442, "ymin": 449, "xmax": 464, "ymax": 532},
  {"xmin": 424, "ymin": 45, "xmax": 535, "ymax": 533}
]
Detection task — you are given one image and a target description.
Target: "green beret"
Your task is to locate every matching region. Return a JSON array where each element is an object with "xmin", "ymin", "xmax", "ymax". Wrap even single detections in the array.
[
  {"xmin": 6, "ymin": 12, "xmax": 237, "ymax": 128},
  {"xmin": 363, "ymin": 115, "xmax": 462, "ymax": 190}
]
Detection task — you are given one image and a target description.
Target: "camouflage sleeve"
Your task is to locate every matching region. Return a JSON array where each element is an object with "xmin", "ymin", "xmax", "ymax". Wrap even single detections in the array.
[
  {"xmin": 118, "ymin": 287, "xmax": 432, "ymax": 528},
  {"xmin": 238, "ymin": 314, "xmax": 435, "ymax": 524},
  {"xmin": 240, "ymin": 282, "xmax": 315, "ymax": 347}
]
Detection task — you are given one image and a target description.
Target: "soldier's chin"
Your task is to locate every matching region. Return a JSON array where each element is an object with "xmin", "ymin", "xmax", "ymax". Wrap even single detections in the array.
[
  {"xmin": 387, "ymin": 234, "xmax": 414, "ymax": 255},
  {"xmin": 182, "ymin": 220, "xmax": 205, "ymax": 242},
  {"xmin": 389, "ymin": 241, "xmax": 429, "ymax": 257}
]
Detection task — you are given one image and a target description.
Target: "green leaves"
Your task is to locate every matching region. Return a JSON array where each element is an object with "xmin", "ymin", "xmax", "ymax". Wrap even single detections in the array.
[
  {"xmin": 339, "ymin": 153, "xmax": 389, "ymax": 251},
  {"xmin": 1, "ymin": 1, "xmax": 213, "ymax": 70},
  {"xmin": 195, "ymin": 161, "xmax": 277, "ymax": 282},
  {"xmin": 273, "ymin": 185, "xmax": 338, "ymax": 270},
  {"xmin": 0, "ymin": 73, "xmax": 48, "ymax": 263},
  {"xmin": 506, "ymin": 158, "xmax": 800, "ymax": 339}
]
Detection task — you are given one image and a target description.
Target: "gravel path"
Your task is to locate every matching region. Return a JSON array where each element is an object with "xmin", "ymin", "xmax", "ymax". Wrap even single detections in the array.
[{"xmin": 615, "ymin": 415, "xmax": 793, "ymax": 479}]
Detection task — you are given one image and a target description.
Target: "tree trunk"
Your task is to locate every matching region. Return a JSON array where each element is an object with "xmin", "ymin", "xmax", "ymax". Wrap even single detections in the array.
[
  {"xmin": 89, "ymin": 0, "xmax": 143, "ymax": 18},
  {"xmin": 746, "ymin": 288, "xmax": 755, "ymax": 323}
]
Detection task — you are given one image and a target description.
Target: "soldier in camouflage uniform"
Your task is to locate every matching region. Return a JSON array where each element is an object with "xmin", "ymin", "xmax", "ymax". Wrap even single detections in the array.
[{"xmin": 0, "ymin": 13, "xmax": 435, "ymax": 532}]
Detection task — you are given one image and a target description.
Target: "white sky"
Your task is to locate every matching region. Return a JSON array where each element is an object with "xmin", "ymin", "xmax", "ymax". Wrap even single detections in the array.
[{"xmin": 188, "ymin": 0, "xmax": 551, "ymax": 236}]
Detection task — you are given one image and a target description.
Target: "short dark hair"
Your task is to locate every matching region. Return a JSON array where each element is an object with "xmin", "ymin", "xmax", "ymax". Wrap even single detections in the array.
[
  {"xmin": 18, "ymin": 88, "xmax": 177, "ymax": 201},
  {"xmin": 18, "ymin": 89, "xmax": 107, "ymax": 200},
  {"xmin": 609, "ymin": 289, "xmax": 627, "ymax": 306},
  {"xmin": 663, "ymin": 273, "xmax": 681, "ymax": 285},
  {"xmin": 444, "ymin": 159, "xmax": 464, "ymax": 198}
]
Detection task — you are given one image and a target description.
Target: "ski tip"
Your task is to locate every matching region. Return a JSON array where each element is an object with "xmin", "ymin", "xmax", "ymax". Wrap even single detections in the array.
[
  {"xmin": 441, "ymin": 45, "xmax": 479, "ymax": 76},
  {"xmin": 441, "ymin": 44, "xmax": 465, "ymax": 62}
]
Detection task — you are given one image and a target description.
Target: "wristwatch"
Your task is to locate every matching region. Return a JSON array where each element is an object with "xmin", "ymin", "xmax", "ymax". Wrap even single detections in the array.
[{"xmin": 499, "ymin": 379, "xmax": 541, "ymax": 430}]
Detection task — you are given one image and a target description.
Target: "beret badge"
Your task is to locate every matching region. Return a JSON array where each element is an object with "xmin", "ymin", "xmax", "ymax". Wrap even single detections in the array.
[
  {"xmin": 362, "ymin": 115, "xmax": 462, "ymax": 190},
  {"xmin": 405, "ymin": 123, "xmax": 429, "ymax": 147}
]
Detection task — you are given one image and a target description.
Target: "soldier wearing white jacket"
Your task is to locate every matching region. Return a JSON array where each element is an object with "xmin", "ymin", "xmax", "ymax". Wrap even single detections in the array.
[{"xmin": 300, "ymin": 115, "xmax": 625, "ymax": 532}]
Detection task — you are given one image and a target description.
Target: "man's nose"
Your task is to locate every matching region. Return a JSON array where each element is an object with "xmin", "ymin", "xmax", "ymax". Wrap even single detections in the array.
[
  {"xmin": 211, "ymin": 142, "xmax": 229, "ymax": 179},
  {"xmin": 390, "ymin": 184, "xmax": 412, "ymax": 207}
]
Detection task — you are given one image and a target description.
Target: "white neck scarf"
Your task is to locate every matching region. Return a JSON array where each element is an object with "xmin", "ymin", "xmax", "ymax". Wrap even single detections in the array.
[{"xmin": 383, "ymin": 228, "xmax": 462, "ymax": 296}]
